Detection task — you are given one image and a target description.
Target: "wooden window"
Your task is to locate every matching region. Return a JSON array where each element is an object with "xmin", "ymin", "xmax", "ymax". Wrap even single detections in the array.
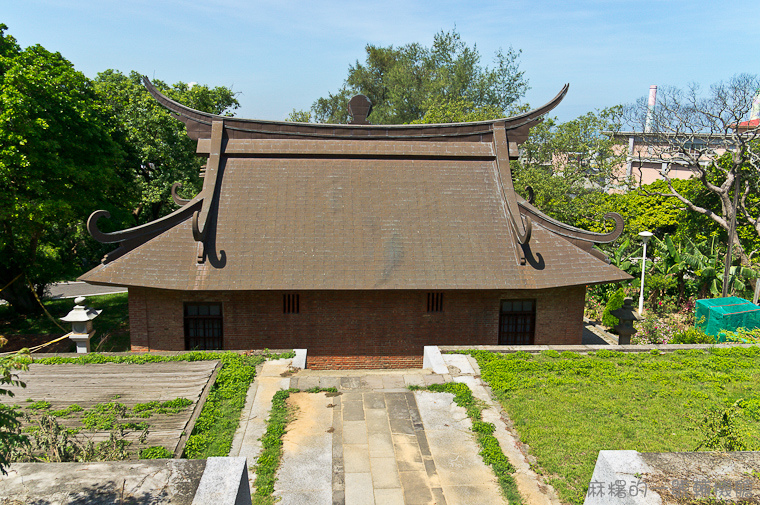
[
  {"xmin": 184, "ymin": 303, "xmax": 223, "ymax": 350},
  {"xmin": 283, "ymin": 293, "xmax": 300, "ymax": 314},
  {"xmin": 499, "ymin": 299, "xmax": 535, "ymax": 345},
  {"xmin": 427, "ymin": 292, "xmax": 444, "ymax": 312}
]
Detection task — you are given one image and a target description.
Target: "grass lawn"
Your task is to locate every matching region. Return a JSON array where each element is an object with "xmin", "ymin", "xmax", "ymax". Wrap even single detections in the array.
[
  {"xmin": 465, "ymin": 347, "xmax": 760, "ymax": 505},
  {"xmin": 1, "ymin": 292, "xmax": 130, "ymax": 352}
]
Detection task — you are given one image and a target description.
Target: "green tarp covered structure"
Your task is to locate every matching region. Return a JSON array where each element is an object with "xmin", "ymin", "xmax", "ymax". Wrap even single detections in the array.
[{"xmin": 696, "ymin": 297, "xmax": 760, "ymax": 337}]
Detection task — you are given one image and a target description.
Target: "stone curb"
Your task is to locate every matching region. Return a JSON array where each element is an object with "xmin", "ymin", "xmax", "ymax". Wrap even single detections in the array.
[
  {"xmin": 438, "ymin": 343, "xmax": 757, "ymax": 354},
  {"xmin": 422, "ymin": 345, "xmax": 448, "ymax": 374}
]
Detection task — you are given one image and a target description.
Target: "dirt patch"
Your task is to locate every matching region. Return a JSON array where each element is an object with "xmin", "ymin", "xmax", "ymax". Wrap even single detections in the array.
[
  {"xmin": 1, "ymin": 333, "xmax": 74, "ymax": 353},
  {"xmin": 284, "ymin": 393, "xmax": 332, "ymax": 448}
]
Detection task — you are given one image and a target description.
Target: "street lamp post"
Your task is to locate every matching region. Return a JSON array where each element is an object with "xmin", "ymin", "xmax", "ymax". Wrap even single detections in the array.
[{"xmin": 638, "ymin": 231, "xmax": 653, "ymax": 314}]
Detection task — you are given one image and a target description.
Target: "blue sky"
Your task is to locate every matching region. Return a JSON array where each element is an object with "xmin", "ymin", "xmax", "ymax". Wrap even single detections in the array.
[{"xmin": 4, "ymin": 0, "xmax": 759, "ymax": 122}]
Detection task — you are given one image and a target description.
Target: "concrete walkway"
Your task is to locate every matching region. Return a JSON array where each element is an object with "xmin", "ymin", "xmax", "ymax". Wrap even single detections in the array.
[
  {"xmin": 229, "ymin": 358, "xmax": 292, "ymax": 492},
  {"xmin": 231, "ymin": 356, "xmax": 561, "ymax": 505}
]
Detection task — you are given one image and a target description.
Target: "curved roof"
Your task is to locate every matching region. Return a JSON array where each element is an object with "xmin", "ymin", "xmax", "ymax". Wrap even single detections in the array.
[{"xmin": 80, "ymin": 80, "xmax": 631, "ymax": 290}]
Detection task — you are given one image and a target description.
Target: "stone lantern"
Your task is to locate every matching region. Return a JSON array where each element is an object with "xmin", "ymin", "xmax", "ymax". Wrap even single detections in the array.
[
  {"xmin": 610, "ymin": 297, "xmax": 642, "ymax": 345},
  {"xmin": 60, "ymin": 296, "xmax": 102, "ymax": 353}
]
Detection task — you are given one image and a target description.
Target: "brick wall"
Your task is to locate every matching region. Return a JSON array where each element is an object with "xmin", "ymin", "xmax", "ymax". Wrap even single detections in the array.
[
  {"xmin": 127, "ymin": 286, "xmax": 586, "ymax": 367},
  {"xmin": 128, "ymin": 288, "xmax": 149, "ymax": 351},
  {"xmin": 307, "ymin": 355, "xmax": 424, "ymax": 370}
]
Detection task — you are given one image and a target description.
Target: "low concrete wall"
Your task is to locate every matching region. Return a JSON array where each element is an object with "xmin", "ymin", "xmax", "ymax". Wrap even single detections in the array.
[
  {"xmin": 439, "ymin": 343, "xmax": 758, "ymax": 354},
  {"xmin": 31, "ymin": 349, "xmax": 293, "ymax": 359},
  {"xmin": 0, "ymin": 457, "xmax": 252, "ymax": 505},
  {"xmin": 0, "ymin": 459, "xmax": 206, "ymax": 505},
  {"xmin": 585, "ymin": 450, "xmax": 760, "ymax": 504}
]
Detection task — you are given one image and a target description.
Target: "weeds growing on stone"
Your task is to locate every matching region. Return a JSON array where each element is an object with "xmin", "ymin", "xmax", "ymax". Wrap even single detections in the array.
[
  {"xmin": 252, "ymin": 387, "xmax": 339, "ymax": 505},
  {"xmin": 415, "ymin": 382, "xmax": 522, "ymax": 504}
]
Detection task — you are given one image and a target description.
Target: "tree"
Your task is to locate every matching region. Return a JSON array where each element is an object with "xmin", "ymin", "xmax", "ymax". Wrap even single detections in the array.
[
  {"xmin": 411, "ymin": 96, "xmax": 504, "ymax": 124},
  {"xmin": 93, "ymin": 70, "xmax": 239, "ymax": 223},
  {"xmin": 0, "ymin": 25, "xmax": 131, "ymax": 313},
  {"xmin": 309, "ymin": 30, "xmax": 529, "ymax": 125},
  {"xmin": 286, "ymin": 109, "xmax": 311, "ymax": 123},
  {"xmin": 625, "ymin": 74, "xmax": 760, "ymax": 271},
  {"xmin": 511, "ymin": 107, "xmax": 626, "ymax": 224},
  {"xmin": 573, "ymin": 178, "xmax": 720, "ymax": 246}
]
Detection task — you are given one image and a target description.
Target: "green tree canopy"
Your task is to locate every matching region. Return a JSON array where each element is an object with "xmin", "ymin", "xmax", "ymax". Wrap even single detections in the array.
[
  {"xmin": 309, "ymin": 30, "xmax": 529, "ymax": 125},
  {"xmin": 93, "ymin": 70, "xmax": 239, "ymax": 223},
  {"xmin": 511, "ymin": 107, "xmax": 626, "ymax": 224},
  {"xmin": 572, "ymin": 178, "xmax": 719, "ymax": 244},
  {"xmin": 0, "ymin": 24, "xmax": 131, "ymax": 313}
]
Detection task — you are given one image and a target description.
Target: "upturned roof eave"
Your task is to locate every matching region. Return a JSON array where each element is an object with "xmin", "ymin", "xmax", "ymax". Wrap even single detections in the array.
[{"xmin": 142, "ymin": 76, "xmax": 568, "ymax": 135}]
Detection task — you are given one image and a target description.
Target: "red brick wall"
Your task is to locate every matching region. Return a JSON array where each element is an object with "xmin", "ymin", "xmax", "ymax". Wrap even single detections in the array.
[
  {"xmin": 127, "ymin": 286, "xmax": 586, "ymax": 366},
  {"xmin": 128, "ymin": 288, "xmax": 149, "ymax": 352},
  {"xmin": 307, "ymin": 355, "xmax": 424, "ymax": 370}
]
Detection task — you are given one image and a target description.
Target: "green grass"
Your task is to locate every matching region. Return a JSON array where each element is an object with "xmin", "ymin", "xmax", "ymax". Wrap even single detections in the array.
[
  {"xmin": 465, "ymin": 347, "xmax": 760, "ymax": 505},
  {"xmin": 0, "ymin": 292, "xmax": 130, "ymax": 351},
  {"xmin": 412, "ymin": 382, "xmax": 522, "ymax": 504}
]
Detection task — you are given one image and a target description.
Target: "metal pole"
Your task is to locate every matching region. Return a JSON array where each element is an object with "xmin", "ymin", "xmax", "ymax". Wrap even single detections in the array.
[{"xmin": 639, "ymin": 240, "xmax": 647, "ymax": 314}]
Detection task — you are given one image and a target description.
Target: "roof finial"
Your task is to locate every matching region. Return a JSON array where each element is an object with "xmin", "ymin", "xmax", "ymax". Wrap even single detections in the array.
[{"xmin": 348, "ymin": 95, "xmax": 372, "ymax": 125}]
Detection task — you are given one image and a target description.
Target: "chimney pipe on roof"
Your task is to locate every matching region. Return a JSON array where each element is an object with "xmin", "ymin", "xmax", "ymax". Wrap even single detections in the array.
[
  {"xmin": 644, "ymin": 85, "xmax": 657, "ymax": 133},
  {"xmin": 750, "ymin": 87, "xmax": 760, "ymax": 121}
]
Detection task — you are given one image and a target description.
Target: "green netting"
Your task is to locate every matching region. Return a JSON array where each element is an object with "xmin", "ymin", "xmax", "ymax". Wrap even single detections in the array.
[{"xmin": 696, "ymin": 297, "xmax": 760, "ymax": 336}]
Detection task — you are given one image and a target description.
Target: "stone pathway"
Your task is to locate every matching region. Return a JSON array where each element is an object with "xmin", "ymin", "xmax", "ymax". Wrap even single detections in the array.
[
  {"xmin": 229, "ymin": 358, "xmax": 292, "ymax": 492},
  {"xmin": 232, "ymin": 356, "xmax": 561, "ymax": 505}
]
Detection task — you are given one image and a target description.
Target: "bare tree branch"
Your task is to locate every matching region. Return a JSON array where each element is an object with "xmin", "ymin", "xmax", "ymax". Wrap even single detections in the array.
[{"xmin": 625, "ymin": 74, "xmax": 760, "ymax": 265}]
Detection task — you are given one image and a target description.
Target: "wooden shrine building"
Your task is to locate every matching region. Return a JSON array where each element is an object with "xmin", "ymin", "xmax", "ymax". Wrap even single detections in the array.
[{"xmin": 80, "ymin": 78, "xmax": 631, "ymax": 368}]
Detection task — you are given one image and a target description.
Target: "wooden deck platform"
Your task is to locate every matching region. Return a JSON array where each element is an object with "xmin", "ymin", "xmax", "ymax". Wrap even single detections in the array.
[{"xmin": 1, "ymin": 360, "xmax": 220, "ymax": 457}]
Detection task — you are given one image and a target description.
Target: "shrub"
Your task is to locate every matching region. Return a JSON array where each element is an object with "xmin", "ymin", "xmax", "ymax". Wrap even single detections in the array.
[
  {"xmin": 635, "ymin": 312, "xmax": 672, "ymax": 344},
  {"xmin": 0, "ymin": 351, "xmax": 29, "ymax": 475},
  {"xmin": 12, "ymin": 413, "xmax": 143, "ymax": 463},
  {"xmin": 671, "ymin": 327, "xmax": 714, "ymax": 344},
  {"xmin": 601, "ymin": 288, "xmax": 626, "ymax": 329},
  {"xmin": 721, "ymin": 327, "xmax": 760, "ymax": 344},
  {"xmin": 692, "ymin": 399, "xmax": 756, "ymax": 451}
]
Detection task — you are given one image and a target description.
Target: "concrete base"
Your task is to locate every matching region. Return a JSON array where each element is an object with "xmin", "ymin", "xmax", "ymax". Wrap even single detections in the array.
[
  {"xmin": 69, "ymin": 332, "xmax": 92, "ymax": 353},
  {"xmin": 192, "ymin": 457, "xmax": 251, "ymax": 505},
  {"xmin": 293, "ymin": 349, "xmax": 307, "ymax": 369},
  {"xmin": 585, "ymin": 450, "xmax": 760, "ymax": 504},
  {"xmin": 422, "ymin": 346, "xmax": 448, "ymax": 374}
]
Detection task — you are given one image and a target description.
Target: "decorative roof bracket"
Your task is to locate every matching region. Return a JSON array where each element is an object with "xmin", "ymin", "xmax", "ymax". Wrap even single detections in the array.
[
  {"xmin": 192, "ymin": 120, "xmax": 225, "ymax": 244},
  {"xmin": 492, "ymin": 125, "xmax": 532, "ymax": 265},
  {"xmin": 87, "ymin": 196, "xmax": 202, "ymax": 263},
  {"xmin": 517, "ymin": 198, "xmax": 624, "ymax": 245},
  {"xmin": 171, "ymin": 183, "xmax": 191, "ymax": 206}
]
